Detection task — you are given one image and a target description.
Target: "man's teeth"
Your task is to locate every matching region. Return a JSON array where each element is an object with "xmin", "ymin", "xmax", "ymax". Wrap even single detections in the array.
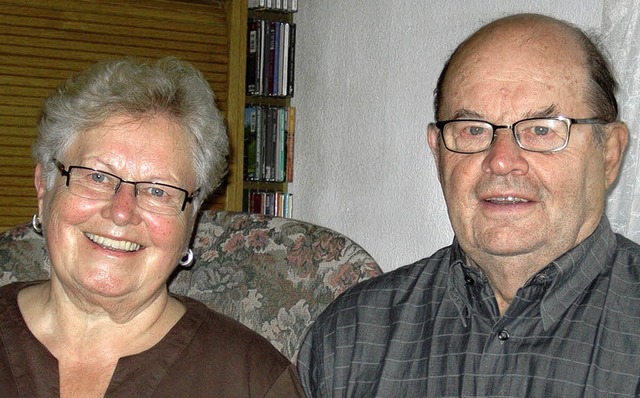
[
  {"xmin": 86, "ymin": 233, "xmax": 141, "ymax": 252},
  {"xmin": 487, "ymin": 196, "xmax": 529, "ymax": 204}
]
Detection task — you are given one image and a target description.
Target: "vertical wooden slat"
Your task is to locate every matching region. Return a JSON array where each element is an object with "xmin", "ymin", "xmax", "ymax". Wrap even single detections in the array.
[
  {"xmin": 0, "ymin": 0, "xmax": 237, "ymax": 232},
  {"xmin": 224, "ymin": 0, "xmax": 248, "ymax": 211}
]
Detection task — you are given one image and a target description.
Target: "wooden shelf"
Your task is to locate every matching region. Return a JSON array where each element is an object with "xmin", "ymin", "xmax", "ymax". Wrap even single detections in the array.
[
  {"xmin": 244, "ymin": 181, "xmax": 288, "ymax": 192},
  {"xmin": 222, "ymin": 0, "xmax": 249, "ymax": 212}
]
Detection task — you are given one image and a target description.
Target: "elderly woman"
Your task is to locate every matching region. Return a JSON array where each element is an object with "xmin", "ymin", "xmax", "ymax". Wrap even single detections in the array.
[{"xmin": 0, "ymin": 57, "xmax": 304, "ymax": 397}]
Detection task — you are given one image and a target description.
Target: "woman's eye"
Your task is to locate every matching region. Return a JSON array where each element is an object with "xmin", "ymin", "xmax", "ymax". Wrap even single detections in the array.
[
  {"xmin": 89, "ymin": 172, "xmax": 108, "ymax": 183},
  {"xmin": 149, "ymin": 187, "xmax": 166, "ymax": 198}
]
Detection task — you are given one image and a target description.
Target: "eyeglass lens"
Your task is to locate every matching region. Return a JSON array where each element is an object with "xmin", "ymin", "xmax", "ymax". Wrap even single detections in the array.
[
  {"xmin": 66, "ymin": 167, "xmax": 187, "ymax": 214},
  {"xmin": 443, "ymin": 118, "xmax": 570, "ymax": 153}
]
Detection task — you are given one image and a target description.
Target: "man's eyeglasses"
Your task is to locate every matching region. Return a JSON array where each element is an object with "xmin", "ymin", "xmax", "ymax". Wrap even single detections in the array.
[
  {"xmin": 433, "ymin": 116, "xmax": 607, "ymax": 154},
  {"xmin": 54, "ymin": 160, "xmax": 199, "ymax": 215}
]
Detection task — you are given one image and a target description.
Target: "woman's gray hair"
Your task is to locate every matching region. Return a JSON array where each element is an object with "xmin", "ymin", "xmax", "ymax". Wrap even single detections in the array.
[{"xmin": 33, "ymin": 56, "xmax": 229, "ymax": 208}]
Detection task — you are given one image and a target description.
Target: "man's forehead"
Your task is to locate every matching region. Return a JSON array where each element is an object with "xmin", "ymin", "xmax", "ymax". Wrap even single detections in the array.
[
  {"xmin": 447, "ymin": 15, "xmax": 585, "ymax": 74},
  {"xmin": 439, "ymin": 23, "xmax": 588, "ymax": 120},
  {"xmin": 455, "ymin": 23, "xmax": 580, "ymax": 66}
]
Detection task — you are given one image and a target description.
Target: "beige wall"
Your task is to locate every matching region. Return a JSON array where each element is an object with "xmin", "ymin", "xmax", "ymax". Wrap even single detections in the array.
[{"xmin": 290, "ymin": 0, "xmax": 605, "ymax": 271}]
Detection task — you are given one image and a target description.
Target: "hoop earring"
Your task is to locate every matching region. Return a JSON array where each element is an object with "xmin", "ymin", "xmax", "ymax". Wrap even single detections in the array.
[
  {"xmin": 179, "ymin": 249, "xmax": 194, "ymax": 267},
  {"xmin": 31, "ymin": 214, "xmax": 43, "ymax": 234}
]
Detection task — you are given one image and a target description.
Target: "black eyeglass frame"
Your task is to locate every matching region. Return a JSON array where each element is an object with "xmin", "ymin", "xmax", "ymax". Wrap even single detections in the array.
[
  {"xmin": 53, "ymin": 159, "xmax": 199, "ymax": 212},
  {"xmin": 433, "ymin": 116, "xmax": 608, "ymax": 154}
]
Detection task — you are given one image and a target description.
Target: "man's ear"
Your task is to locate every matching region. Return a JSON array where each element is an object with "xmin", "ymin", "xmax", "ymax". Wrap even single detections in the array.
[
  {"xmin": 603, "ymin": 122, "xmax": 629, "ymax": 191},
  {"xmin": 427, "ymin": 123, "xmax": 447, "ymax": 184},
  {"xmin": 427, "ymin": 123, "xmax": 441, "ymax": 164}
]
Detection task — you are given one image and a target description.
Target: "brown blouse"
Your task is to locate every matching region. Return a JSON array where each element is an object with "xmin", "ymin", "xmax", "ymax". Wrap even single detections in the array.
[{"xmin": 0, "ymin": 282, "xmax": 305, "ymax": 397}]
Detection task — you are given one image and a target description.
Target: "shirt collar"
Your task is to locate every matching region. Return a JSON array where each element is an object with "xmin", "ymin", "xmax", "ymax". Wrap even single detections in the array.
[
  {"xmin": 539, "ymin": 216, "xmax": 617, "ymax": 329},
  {"xmin": 447, "ymin": 216, "xmax": 617, "ymax": 330},
  {"xmin": 447, "ymin": 240, "xmax": 475, "ymax": 326}
]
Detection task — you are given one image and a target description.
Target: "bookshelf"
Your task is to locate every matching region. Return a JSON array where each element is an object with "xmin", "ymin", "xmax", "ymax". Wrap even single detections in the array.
[{"xmin": 240, "ymin": 1, "xmax": 297, "ymax": 217}]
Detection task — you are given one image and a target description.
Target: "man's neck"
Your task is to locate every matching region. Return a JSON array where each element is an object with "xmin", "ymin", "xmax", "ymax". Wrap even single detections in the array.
[{"xmin": 466, "ymin": 252, "xmax": 551, "ymax": 315}]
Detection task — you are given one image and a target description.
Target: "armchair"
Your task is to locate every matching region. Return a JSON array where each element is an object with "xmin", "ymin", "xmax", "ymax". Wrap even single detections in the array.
[{"xmin": 0, "ymin": 210, "xmax": 382, "ymax": 360}]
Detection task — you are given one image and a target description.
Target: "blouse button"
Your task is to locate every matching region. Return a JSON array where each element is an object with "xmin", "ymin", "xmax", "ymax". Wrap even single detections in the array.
[{"xmin": 498, "ymin": 329, "xmax": 510, "ymax": 341}]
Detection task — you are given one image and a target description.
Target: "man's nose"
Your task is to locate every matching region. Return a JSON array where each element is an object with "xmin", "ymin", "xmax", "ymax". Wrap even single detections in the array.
[{"xmin": 481, "ymin": 128, "xmax": 530, "ymax": 176}]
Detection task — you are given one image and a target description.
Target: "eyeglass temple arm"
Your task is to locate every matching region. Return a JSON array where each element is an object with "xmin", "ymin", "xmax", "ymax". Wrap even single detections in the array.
[{"xmin": 52, "ymin": 159, "xmax": 70, "ymax": 177}]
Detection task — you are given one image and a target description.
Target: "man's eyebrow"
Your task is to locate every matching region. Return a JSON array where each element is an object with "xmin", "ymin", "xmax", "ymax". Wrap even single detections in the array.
[
  {"xmin": 449, "ymin": 105, "xmax": 560, "ymax": 121},
  {"xmin": 451, "ymin": 109, "xmax": 484, "ymax": 120},
  {"xmin": 525, "ymin": 104, "xmax": 559, "ymax": 119}
]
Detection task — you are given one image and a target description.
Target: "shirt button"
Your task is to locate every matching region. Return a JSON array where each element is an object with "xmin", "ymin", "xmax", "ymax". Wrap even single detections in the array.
[
  {"xmin": 536, "ymin": 274, "xmax": 549, "ymax": 283},
  {"xmin": 498, "ymin": 329, "xmax": 510, "ymax": 341}
]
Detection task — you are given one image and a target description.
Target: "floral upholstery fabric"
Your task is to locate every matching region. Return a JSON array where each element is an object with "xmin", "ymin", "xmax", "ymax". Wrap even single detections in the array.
[
  {"xmin": 0, "ymin": 210, "xmax": 382, "ymax": 360},
  {"xmin": 0, "ymin": 223, "xmax": 50, "ymax": 286}
]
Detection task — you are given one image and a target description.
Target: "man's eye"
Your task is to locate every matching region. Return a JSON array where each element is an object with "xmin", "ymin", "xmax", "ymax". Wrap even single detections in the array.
[
  {"xmin": 533, "ymin": 126, "xmax": 551, "ymax": 136},
  {"xmin": 467, "ymin": 126, "xmax": 488, "ymax": 136}
]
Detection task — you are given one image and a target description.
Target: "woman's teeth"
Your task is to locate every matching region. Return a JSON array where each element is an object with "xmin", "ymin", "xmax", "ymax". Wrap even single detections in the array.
[{"xmin": 85, "ymin": 233, "xmax": 141, "ymax": 252}]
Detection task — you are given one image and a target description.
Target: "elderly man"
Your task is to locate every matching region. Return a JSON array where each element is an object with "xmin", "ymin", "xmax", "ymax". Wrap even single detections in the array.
[{"xmin": 297, "ymin": 13, "xmax": 639, "ymax": 397}]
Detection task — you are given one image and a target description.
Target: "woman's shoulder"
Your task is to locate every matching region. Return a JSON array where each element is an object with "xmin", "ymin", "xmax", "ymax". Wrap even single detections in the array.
[
  {"xmin": 160, "ymin": 295, "xmax": 300, "ymax": 395},
  {"xmin": 0, "ymin": 281, "xmax": 42, "ymax": 309},
  {"xmin": 175, "ymin": 295, "xmax": 291, "ymax": 366}
]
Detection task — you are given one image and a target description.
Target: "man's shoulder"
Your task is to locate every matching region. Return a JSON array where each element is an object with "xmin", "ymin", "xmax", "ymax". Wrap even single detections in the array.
[
  {"xmin": 614, "ymin": 233, "xmax": 640, "ymax": 260},
  {"xmin": 610, "ymin": 233, "xmax": 640, "ymax": 290},
  {"xmin": 316, "ymin": 245, "xmax": 454, "ymax": 321},
  {"xmin": 297, "ymin": 245, "xmax": 457, "ymax": 393}
]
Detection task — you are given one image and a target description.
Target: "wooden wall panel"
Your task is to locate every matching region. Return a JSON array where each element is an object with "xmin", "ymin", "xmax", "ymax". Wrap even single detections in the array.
[{"xmin": 0, "ymin": 0, "xmax": 232, "ymax": 232}]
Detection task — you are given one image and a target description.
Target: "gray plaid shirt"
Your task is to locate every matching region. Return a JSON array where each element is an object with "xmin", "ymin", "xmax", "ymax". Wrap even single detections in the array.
[{"xmin": 297, "ymin": 217, "xmax": 640, "ymax": 397}]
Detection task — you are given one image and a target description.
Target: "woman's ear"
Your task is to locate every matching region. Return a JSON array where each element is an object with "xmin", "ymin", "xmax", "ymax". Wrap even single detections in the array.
[
  {"xmin": 603, "ymin": 122, "xmax": 629, "ymax": 191},
  {"xmin": 34, "ymin": 163, "xmax": 47, "ymax": 215}
]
